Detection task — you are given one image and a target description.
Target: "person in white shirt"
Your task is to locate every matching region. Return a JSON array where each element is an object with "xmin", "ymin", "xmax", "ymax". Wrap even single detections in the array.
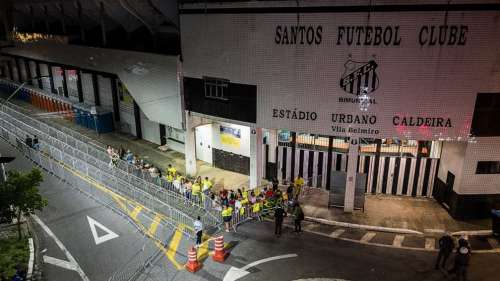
[{"xmin": 194, "ymin": 216, "xmax": 203, "ymax": 247}]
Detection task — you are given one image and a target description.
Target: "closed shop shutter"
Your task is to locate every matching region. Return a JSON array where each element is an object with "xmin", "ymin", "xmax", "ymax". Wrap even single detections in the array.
[
  {"xmin": 81, "ymin": 73, "xmax": 95, "ymax": 105},
  {"xmin": 52, "ymin": 66, "xmax": 64, "ymax": 96},
  {"xmin": 66, "ymin": 69, "xmax": 79, "ymax": 102},
  {"xmin": 117, "ymin": 81, "xmax": 135, "ymax": 135},
  {"xmin": 140, "ymin": 108, "xmax": 160, "ymax": 145},
  {"xmin": 29, "ymin": 61, "xmax": 37, "ymax": 84},
  {"xmin": 98, "ymin": 75, "xmax": 113, "ymax": 112},
  {"xmin": 18, "ymin": 59, "xmax": 27, "ymax": 81}
]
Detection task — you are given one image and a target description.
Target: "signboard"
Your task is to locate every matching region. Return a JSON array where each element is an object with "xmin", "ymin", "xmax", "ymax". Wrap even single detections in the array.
[
  {"xmin": 181, "ymin": 9, "xmax": 500, "ymax": 140},
  {"xmin": 220, "ymin": 125, "xmax": 241, "ymax": 148}
]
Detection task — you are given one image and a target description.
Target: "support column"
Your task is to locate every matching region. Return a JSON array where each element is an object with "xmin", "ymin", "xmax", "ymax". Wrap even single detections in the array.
[
  {"xmin": 61, "ymin": 67, "xmax": 68, "ymax": 97},
  {"xmin": 7, "ymin": 60, "xmax": 13, "ymax": 80},
  {"xmin": 267, "ymin": 129, "xmax": 278, "ymax": 180},
  {"xmin": 344, "ymin": 138, "xmax": 359, "ymax": 212},
  {"xmin": 250, "ymin": 127, "xmax": 263, "ymax": 189},
  {"xmin": 15, "ymin": 58, "xmax": 22, "ymax": 82},
  {"xmin": 159, "ymin": 124, "xmax": 167, "ymax": 145},
  {"xmin": 24, "ymin": 60, "xmax": 32, "ymax": 85},
  {"xmin": 184, "ymin": 112, "xmax": 198, "ymax": 177},
  {"xmin": 35, "ymin": 61, "xmax": 43, "ymax": 89},
  {"xmin": 326, "ymin": 136, "xmax": 334, "ymax": 190},
  {"xmin": 133, "ymin": 100, "xmax": 142, "ymax": 139},
  {"xmin": 91, "ymin": 73, "xmax": 100, "ymax": 106},
  {"xmin": 76, "ymin": 70, "xmax": 83, "ymax": 102},
  {"xmin": 48, "ymin": 64, "xmax": 56, "ymax": 93},
  {"xmin": 290, "ymin": 131, "xmax": 297, "ymax": 181},
  {"xmin": 110, "ymin": 77, "xmax": 120, "ymax": 122}
]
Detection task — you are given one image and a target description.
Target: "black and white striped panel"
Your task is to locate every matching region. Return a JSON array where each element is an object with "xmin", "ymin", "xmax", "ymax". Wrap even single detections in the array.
[
  {"xmin": 362, "ymin": 155, "xmax": 439, "ymax": 197},
  {"xmin": 277, "ymin": 147, "xmax": 348, "ymax": 188}
]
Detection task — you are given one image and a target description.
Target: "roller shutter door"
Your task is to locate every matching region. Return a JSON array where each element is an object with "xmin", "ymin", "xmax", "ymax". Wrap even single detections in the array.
[
  {"xmin": 98, "ymin": 75, "xmax": 113, "ymax": 112},
  {"xmin": 117, "ymin": 81, "xmax": 135, "ymax": 135},
  {"xmin": 81, "ymin": 73, "xmax": 95, "ymax": 105},
  {"xmin": 66, "ymin": 69, "xmax": 79, "ymax": 102},
  {"xmin": 39, "ymin": 63, "xmax": 51, "ymax": 91},
  {"xmin": 51, "ymin": 66, "xmax": 64, "ymax": 96}
]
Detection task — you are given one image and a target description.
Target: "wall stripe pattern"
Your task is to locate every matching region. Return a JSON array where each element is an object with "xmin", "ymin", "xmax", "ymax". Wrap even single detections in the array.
[{"xmin": 276, "ymin": 146, "xmax": 439, "ymax": 197}]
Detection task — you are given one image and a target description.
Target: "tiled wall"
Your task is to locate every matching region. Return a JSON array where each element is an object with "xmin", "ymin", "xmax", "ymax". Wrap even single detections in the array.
[{"xmin": 460, "ymin": 137, "xmax": 500, "ymax": 194}]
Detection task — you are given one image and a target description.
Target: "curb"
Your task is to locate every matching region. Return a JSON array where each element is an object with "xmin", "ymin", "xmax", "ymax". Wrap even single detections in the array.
[
  {"xmin": 305, "ymin": 216, "xmax": 424, "ymax": 235},
  {"xmin": 27, "ymin": 238, "xmax": 34, "ymax": 280},
  {"xmin": 451, "ymin": 230, "xmax": 493, "ymax": 237}
]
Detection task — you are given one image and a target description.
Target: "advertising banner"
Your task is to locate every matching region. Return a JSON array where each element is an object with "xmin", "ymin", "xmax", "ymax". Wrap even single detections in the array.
[{"xmin": 220, "ymin": 125, "xmax": 241, "ymax": 148}]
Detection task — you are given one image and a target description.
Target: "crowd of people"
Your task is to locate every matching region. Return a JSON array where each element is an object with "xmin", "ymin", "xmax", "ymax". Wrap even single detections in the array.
[{"xmin": 435, "ymin": 233, "xmax": 472, "ymax": 281}]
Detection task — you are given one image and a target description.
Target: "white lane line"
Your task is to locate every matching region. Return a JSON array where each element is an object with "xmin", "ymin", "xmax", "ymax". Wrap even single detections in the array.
[
  {"xmin": 393, "ymin": 235, "xmax": 405, "ymax": 247},
  {"xmin": 360, "ymin": 232, "xmax": 376, "ymax": 243},
  {"xmin": 240, "ymin": 254, "xmax": 298, "ymax": 271},
  {"xmin": 425, "ymin": 238, "xmax": 435, "ymax": 250},
  {"xmin": 224, "ymin": 254, "xmax": 298, "ymax": 281},
  {"xmin": 43, "ymin": 256, "xmax": 77, "ymax": 271},
  {"xmin": 487, "ymin": 238, "xmax": 499, "ymax": 249},
  {"xmin": 330, "ymin": 229, "xmax": 345, "ymax": 238},
  {"xmin": 32, "ymin": 215, "xmax": 90, "ymax": 281}
]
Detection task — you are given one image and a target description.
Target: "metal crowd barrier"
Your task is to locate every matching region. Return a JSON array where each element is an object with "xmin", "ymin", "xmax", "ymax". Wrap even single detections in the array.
[
  {"xmin": 0, "ymin": 100, "xmax": 221, "ymax": 230},
  {"xmin": 0, "ymin": 108, "xmax": 200, "ymax": 239}
]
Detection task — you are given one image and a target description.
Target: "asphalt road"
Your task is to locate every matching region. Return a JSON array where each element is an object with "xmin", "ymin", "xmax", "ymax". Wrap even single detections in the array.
[
  {"xmin": 1, "ymin": 139, "xmax": 160, "ymax": 281},
  {"xmin": 3, "ymin": 137, "xmax": 500, "ymax": 281}
]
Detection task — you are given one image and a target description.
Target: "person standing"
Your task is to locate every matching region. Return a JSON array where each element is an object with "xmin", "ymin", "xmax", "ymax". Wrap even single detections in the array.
[
  {"xmin": 194, "ymin": 216, "xmax": 203, "ymax": 248},
  {"xmin": 449, "ymin": 238, "xmax": 471, "ymax": 281},
  {"xmin": 32, "ymin": 135, "xmax": 39, "ymax": 150},
  {"xmin": 435, "ymin": 233, "xmax": 455, "ymax": 270},
  {"xmin": 221, "ymin": 205, "xmax": 233, "ymax": 232},
  {"xmin": 293, "ymin": 202, "xmax": 304, "ymax": 233},
  {"xmin": 25, "ymin": 134, "xmax": 32, "ymax": 148},
  {"xmin": 274, "ymin": 204, "xmax": 286, "ymax": 237}
]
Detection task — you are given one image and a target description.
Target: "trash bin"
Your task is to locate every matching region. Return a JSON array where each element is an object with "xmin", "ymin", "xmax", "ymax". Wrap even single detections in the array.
[{"xmin": 493, "ymin": 209, "xmax": 500, "ymax": 236}]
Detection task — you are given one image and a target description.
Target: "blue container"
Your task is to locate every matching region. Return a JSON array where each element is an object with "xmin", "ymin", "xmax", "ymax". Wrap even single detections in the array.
[
  {"xmin": 91, "ymin": 107, "xmax": 114, "ymax": 133},
  {"xmin": 72, "ymin": 103, "xmax": 88, "ymax": 127}
]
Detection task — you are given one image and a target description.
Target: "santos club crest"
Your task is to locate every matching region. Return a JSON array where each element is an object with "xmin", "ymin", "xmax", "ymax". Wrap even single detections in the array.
[{"xmin": 339, "ymin": 59, "xmax": 379, "ymax": 96}]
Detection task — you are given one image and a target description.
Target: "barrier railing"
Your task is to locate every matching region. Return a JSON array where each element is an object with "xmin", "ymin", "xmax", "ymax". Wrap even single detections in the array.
[
  {"xmin": 0, "ymin": 108, "xmax": 201, "ymax": 238},
  {"xmin": 0, "ymin": 99, "xmax": 221, "ymax": 231}
]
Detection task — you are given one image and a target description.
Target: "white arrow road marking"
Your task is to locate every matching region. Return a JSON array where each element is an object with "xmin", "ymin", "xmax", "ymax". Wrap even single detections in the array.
[
  {"xmin": 32, "ymin": 215, "xmax": 90, "ymax": 281},
  {"xmin": 87, "ymin": 216, "xmax": 119, "ymax": 245},
  {"xmin": 223, "ymin": 254, "xmax": 298, "ymax": 281},
  {"xmin": 43, "ymin": 256, "xmax": 77, "ymax": 271}
]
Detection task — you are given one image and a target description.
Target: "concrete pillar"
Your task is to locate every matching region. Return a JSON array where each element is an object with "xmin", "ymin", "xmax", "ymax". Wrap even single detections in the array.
[
  {"xmin": 268, "ymin": 129, "xmax": 277, "ymax": 163},
  {"xmin": 250, "ymin": 127, "xmax": 263, "ymax": 189},
  {"xmin": 344, "ymin": 138, "xmax": 359, "ymax": 212},
  {"xmin": 185, "ymin": 112, "xmax": 198, "ymax": 177}
]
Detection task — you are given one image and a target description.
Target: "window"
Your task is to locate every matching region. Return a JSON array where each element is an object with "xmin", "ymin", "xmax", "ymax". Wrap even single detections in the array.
[
  {"xmin": 476, "ymin": 161, "xmax": 500, "ymax": 174},
  {"xmin": 204, "ymin": 76, "xmax": 229, "ymax": 100}
]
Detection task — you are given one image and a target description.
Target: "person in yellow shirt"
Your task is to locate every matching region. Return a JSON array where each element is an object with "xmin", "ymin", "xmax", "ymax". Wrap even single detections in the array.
[
  {"xmin": 202, "ymin": 177, "xmax": 213, "ymax": 194},
  {"xmin": 221, "ymin": 205, "xmax": 233, "ymax": 232},
  {"xmin": 252, "ymin": 200, "xmax": 262, "ymax": 221},
  {"xmin": 192, "ymin": 181, "xmax": 201, "ymax": 203},
  {"xmin": 167, "ymin": 164, "xmax": 176, "ymax": 176},
  {"xmin": 293, "ymin": 176, "xmax": 305, "ymax": 199}
]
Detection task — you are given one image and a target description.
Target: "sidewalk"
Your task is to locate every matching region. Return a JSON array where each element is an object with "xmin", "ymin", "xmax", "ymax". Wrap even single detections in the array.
[
  {"xmin": 5, "ymin": 97, "xmax": 250, "ymax": 191},
  {"xmin": 299, "ymin": 189, "xmax": 491, "ymax": 234}
]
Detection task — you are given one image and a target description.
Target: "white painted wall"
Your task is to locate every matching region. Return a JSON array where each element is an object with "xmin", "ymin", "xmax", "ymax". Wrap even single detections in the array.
[
  {"xmin": 212, "ymin": 122, "xmax": 251, "ymax": 158},
  {"xmin": 166, "ymin": 127, "xmax": 185, "ymax": 153},
  {"xmin": 460, "ymin": 137, "xmax": 500, "ymax": 195},
  {"xmin": 195, "ymin": 124, "xmax": 213, "ymax": 163},
  {"xmin": 437, "ymin": 141, "xmax": 466, "ymax": 192}
]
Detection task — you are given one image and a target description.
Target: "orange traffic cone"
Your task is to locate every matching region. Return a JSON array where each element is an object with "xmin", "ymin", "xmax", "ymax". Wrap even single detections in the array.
[
  {"xmin": 185, "ymin": 246, "xmax": 202, "ymax": 273},
  {"xmin": 212, "ymin": 235, "xmax": 228, "ymax": 263}
]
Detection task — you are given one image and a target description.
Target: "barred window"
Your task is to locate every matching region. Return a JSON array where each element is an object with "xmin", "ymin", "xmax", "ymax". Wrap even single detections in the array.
[
  {"xmin": 204, "ymin": 77, "xmax": 229, "ymax": 100},
  {"xmin": 476, "ymin": 161, "xmax": 500, "ymax": 174}
]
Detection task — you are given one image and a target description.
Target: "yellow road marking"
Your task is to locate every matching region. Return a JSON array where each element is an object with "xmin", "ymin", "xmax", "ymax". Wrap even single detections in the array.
[
  {"xmin": 43, "ymin": 154, "xmax": 212, "ymax": 271},
  {"xmin": 148, "ymin": 215, "xmax": 162, "ymax": 236},
  {"xmin": 130, "ymin": 206, "xmax": 143, "ymax": 220},
  {"xmin": 165, "ymin": 226, "xmax": 185, "ymax": 270}
]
